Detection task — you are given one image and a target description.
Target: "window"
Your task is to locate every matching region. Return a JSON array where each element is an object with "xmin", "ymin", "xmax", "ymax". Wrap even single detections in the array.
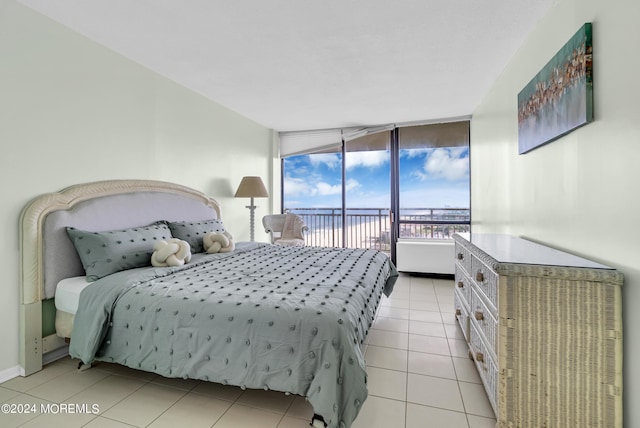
[
  {"xmin": 281, "ymin": 121, "xmax": 470, "ymax": 251},
  {"xmin": 398, "ymin": 122, "xmax": 470, "ymax": 239}
]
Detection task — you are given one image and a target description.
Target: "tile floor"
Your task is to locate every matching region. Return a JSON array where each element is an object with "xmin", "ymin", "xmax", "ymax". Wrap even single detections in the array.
[{"xmin": 0, "ymin": 274, "xmax": 496, "ymax": 428}]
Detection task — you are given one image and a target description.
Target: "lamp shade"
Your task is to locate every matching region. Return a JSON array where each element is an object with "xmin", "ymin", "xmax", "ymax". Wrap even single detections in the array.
[{"xmin": 234, "ymin": 176, "xmax": 269, "ymax": 198}]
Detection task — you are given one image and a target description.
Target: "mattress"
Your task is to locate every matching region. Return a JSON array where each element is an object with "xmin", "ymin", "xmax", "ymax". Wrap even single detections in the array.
[{"xmin": 54, "ymin": 276, "xmax": 93, "ymax": 315}]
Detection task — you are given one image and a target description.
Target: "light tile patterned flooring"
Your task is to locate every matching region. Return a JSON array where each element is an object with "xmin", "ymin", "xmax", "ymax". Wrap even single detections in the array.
[{"xmin": 0, "ymin": 274, "xmax": 496, "ymax": 428}]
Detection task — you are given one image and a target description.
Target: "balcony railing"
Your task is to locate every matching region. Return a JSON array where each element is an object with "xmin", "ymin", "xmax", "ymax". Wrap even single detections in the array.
[{"xmin": 284, "ymin": 207, "xmax": 470, "ymax": 250}]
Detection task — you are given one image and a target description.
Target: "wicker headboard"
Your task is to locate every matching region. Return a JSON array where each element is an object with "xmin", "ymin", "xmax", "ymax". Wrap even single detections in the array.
[{"xmin": 19, "ymin": 180, "xmax": 221, "ymax": 375}]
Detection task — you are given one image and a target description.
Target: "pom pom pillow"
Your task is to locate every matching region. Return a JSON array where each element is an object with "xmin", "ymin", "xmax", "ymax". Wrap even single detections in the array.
[
  {"xmin": 66, "ymin": 222, "xmax": 172, "ymax": 281},
  {"xmin": 151, "ymin": 239, "xmax": 192, "ymax": 267},
  {"xmin": 167, "ymin": 219, "xmax": 226, "ymax": 253},
  {"xmin": 203, "ymin": 231, "xmax": 235, "ymax": 253}
]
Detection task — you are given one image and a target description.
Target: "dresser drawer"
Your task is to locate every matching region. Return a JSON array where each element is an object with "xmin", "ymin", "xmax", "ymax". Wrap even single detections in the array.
[
  {"xmin": 469, "ymin": 320, "xmax": 498, "ymax": 414},
  {"xmin": 471, "ymin": 255, "xmax": 498, "ymax": 310},
  {"xmin": 454, "ymin": 241, "xmax": 472, "ymax": 274},
  {"xmin": 454, "ymin": 264, "xmax": 472, "ymax": 308},
  {"xmin": 470, "ymin": 287, "xmax": 497, "ymax": 355},
  {"xmin": 454, "ymin": 290, "xmax": 470, "ymax": 342}
]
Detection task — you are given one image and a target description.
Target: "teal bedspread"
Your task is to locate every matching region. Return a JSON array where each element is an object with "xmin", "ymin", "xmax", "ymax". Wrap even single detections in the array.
[{"xmin": 69, "ymin": 243, "xmax": 397, "ymax": 428}]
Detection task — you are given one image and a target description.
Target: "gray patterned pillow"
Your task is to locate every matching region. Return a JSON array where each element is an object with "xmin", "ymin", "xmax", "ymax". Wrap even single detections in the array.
[
  {"xmin": 66, "ymin": 222, "xmax": 172, "ymax": 281},
  {"xmin": 167, "ymin": 219, "xmax": 226, "ymax": 253}
]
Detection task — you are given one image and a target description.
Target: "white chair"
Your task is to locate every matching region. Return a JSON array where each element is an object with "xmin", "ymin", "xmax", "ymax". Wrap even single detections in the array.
[{"xmin": 262, "ymin": 213, "xmax": 308, "ymax": 246}]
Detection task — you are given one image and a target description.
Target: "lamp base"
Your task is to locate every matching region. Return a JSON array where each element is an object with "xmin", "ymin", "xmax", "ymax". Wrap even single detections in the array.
[{"xmin": 246, "ymin": 197, "xmax": 257, "ymax": 241}]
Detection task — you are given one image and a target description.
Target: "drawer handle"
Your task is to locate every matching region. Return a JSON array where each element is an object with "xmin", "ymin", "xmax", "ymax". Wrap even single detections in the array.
[
  {"xmin": 457, "ymin": 281, "xmax": 464, "ymax": 288},
  {"xmin": 475, "ymin": 311, "xmax": 484, "ymax": 321},
  {"xmin": 475, "ymin": 352, "xmax": 484, "ymax": 363},
  {"xmin": 475, "ymin": 271, "xmax": 485, "ymax": 282},
  {"xmin": 457, "ymin": 252, "xmax": 464, "ymax": 260},
  {"xmin": 455, "ymin": 309, "xmax": 462, "ymax": 316}
]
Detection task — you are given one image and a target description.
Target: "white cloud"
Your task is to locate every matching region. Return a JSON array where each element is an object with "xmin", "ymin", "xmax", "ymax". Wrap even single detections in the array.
[
  {"xmin": 345, "ymin": 151, "xmax": 388, "ymax": 170},
  {"xmin": 345, "ymin": 178, "xmax": 361, "ymax": 191},
  {"xmin": 283, "ymin": 175, "xmax": 316, "ymax": 196},
  {"xmin": 317, "ymin": 178, "xmax": 360, "ymax": 195},
  {"xmin": 400, "ymin": 148, "xmax": 430, "ymax": 159},
  {"xmin": 309, "ymin": 153, "xmax": 340, "ymax": 169},
  {"xmin": 316, "ymin": 182, "xmax": 341, "ymax": 196},
  {"xmin": 422, "ymin": 148, "xmax": 469, "ymax": 181},
  {"xmin": 285, "ymin": 174, "xmax": 361, "ymax": 198}
]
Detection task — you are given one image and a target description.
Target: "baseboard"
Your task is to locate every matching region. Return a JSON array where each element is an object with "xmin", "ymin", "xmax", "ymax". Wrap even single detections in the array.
[
  {"xmin": 0, "ymin": 346, "xmax": 69, "ymax": 383},
  {"xmin": 43, "ymin": 345, "xmax": 69, "ymax": 366},
  {"xmin": 0, "ymin": 365, "xmax": 22, "ymax": 383},
  {"xmin": 401, "ymin": 271, "xmax": 455, "ymax": 280}
]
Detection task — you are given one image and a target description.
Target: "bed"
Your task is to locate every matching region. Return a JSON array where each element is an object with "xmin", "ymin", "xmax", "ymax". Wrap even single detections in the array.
[{"xmin": 19, "ymin": 179, "xmax": 397, "ymax": 428}]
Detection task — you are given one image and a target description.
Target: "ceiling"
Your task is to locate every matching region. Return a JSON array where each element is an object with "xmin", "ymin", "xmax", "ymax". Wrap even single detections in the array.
[{"xmin": 18, "ymin": 0, "xmax": 554, "ymax": 132}]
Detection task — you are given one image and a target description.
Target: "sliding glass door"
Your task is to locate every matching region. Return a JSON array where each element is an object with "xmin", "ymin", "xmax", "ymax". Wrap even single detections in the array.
[
  {"xmin": 344, "ymin": 131, "xmax": 391, "ymax": 251},
  {"xmin": 282, "ymin": 148, "xmax": 344, "ymax": 247},
  {"xmin": 281, "ymin": 132, "xmax": 392, "ymax": 250}
]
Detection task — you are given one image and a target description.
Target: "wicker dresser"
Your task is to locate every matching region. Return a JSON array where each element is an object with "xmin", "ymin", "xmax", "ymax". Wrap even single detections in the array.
[{"xmin": 453, "ymin": 233, "xmax": 623, "ymax": 428}]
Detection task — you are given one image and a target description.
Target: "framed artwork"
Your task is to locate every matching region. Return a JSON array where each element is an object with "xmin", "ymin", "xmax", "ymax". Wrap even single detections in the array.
[{"xmin": 517, "ymin": 23, "xmax": 593, "ymax": 154}]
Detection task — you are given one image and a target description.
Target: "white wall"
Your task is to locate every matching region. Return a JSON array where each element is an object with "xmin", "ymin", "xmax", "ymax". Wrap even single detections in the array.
[
  {"xmin": 471, "ymin": 0, "xmax": 640, "ymax": 424},
  {"xmin": 0, "ymin": 1, "xmax": 273, "ymax": 373}
]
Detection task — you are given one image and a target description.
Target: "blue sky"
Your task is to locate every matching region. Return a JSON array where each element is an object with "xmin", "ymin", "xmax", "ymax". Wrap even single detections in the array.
[{"xmin": 283, "ymin": 147, "xmax": 470, "ymax": 209}]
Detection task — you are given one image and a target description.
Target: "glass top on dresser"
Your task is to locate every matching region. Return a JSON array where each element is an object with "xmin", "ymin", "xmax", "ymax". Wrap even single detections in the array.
[{"xmin": 455, "ymin": 233, "xmax": 613, "ymax": 269}]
